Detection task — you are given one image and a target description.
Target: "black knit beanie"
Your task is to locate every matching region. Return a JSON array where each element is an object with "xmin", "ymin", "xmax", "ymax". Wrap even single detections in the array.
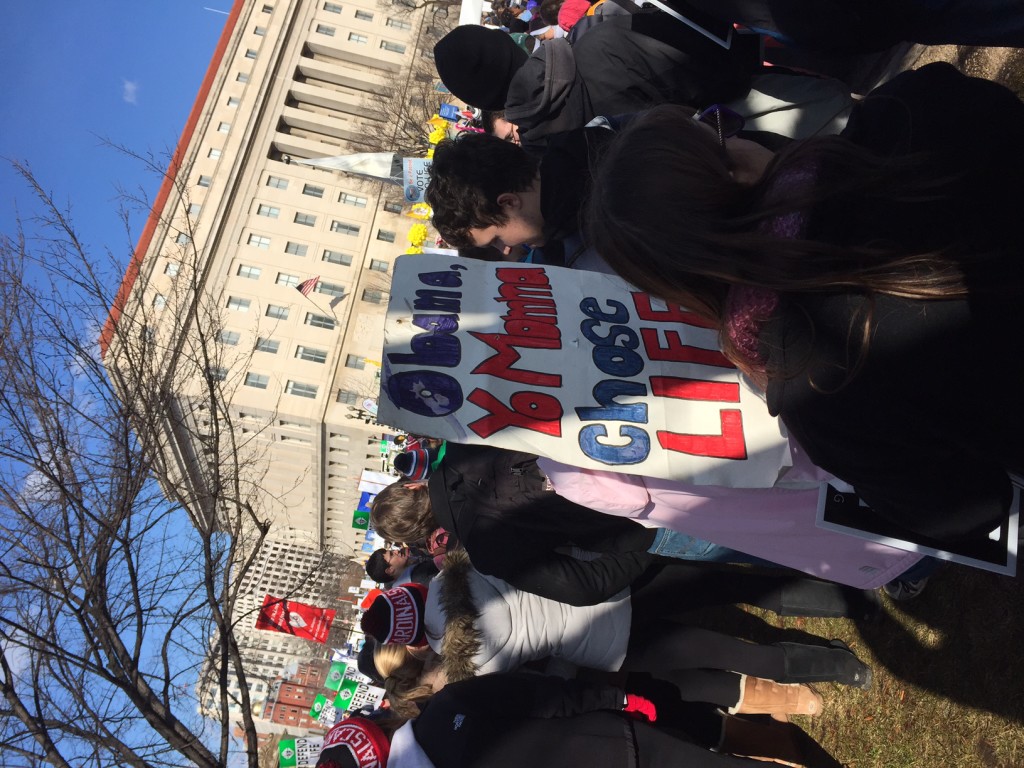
[{"xmin": 433, "ymin": 25, "xmax": 529, "ymax": 111}]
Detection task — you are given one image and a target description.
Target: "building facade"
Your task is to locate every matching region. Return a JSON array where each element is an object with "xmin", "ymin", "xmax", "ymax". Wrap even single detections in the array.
[{"xmin": 103, "ymin": 0, "xmax": 451, "ymax": 557}]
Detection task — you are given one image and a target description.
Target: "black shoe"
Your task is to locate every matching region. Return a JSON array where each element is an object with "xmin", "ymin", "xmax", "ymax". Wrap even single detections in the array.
[{"xmin": 776, "ymin": 640, "xmax": 872, "ymax": 690}]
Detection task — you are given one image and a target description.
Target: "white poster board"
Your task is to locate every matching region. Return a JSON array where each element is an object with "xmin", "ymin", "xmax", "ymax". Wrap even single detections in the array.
[{"xmin": 378, "ymin": 256, "xmax": 790, "ymax": 487}]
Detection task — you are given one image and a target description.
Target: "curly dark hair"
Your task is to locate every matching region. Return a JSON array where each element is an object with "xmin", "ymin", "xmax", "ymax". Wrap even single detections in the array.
[{"xmin": 426, "ymin": 133, "xmax": 540, "ymax": 248}]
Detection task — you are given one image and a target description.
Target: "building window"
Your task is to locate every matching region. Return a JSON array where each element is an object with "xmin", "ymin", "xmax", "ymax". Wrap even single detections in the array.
[
  {"xmin": 266, "ymin": 175, "xmax": 289, "ymax": 189},
  {"xmin": 188, "ymin": 203, "xmax": 202, "ymax": 216},
  {"xmin": 285, "ymin": 241, "xmax": 308, "ymax": 256},
  {"xmin": 247, "ymin": 233, "xmax": 271, "ymax": 249},
  {"xmin": 219, "ymin": 330, "xmax": 241, "ymax": 346},
  {"xmin": 369, "ymin": 259, "xmax": 389, "ymax": 273},
  {"xmin": 227, "ymin": 96, "xmax": 240, "ymax": 107},
  {"xmin": 236, "ymin": 73, "xmax": 249, "ymax": 83},
  {"xmin": 262, "ymin": 3, "xmax": 273, "ymax": 11},
  {"xmin": 245, "ymin": 372, "xmax": 270, "ymax": 389},
  {"xmin": 361, "ymin": 288, "xmax": 384, "ymax": 304},
  {"xmin": 337, "ymin": 390, "xmax": 359, "ymax": 404},
  {"xmin": 294, "ymin": 212, "xmax": 317, "ymax": 227},
  {"xmin": 324, "ymin": 1, "xmax": 342, "ymax": 11},
  {"xmin": 266, "ymin": 304, "xmax": 290, "ymax": 320},
  {"xmin": 245, "ymin": 48, "xmax": 258, "ymax": 59},
  {"xmin": 296, "ymin": 345, "xmax": 328, "ymax": 363},
  {"xmin": 152, "ymin": 294, "xmax": 167, "ymax": 309},
  {"xmin": 176, "ymin": 233, "xmax": 191, "ymax": 245},
  {"xmin": 376, "ymin": 229, "xmax": 396, "ymax": 243},
  {"xmin": 164, "ymin": 262, "xmax": 180, "ymax": 276},
  {"xmin": 227, "ymin": 296, "xmax": 251, "ymax": 312},
  {"xmin": 345, "ymin": 355, "xmax": 366, "ymax": 370},
  {"xmin": 322, "ymin": 250, "xmax": 352, "ymax": 266},
  {"xmin": 197, "ymin": 175, "xmax": 212, "ymax": 187},
  {"xmin": 348, "ymin": 32, "xmax": 367, "ymax": 44},
  {"xmin": 315, "ymin": 281, "xmax": 346, "ymax": 298},
  {"xmin": 208, "ymin": 148, "xmax": 222, "ymax": 158},
  {"xmin": 339, "ymin": 192, "xmax": 367, "ymax": 208},
  {"xmin": 302, "ymin": 183, "xmax": 325, "ymax": 198},
  {"xmin": 386, "ymin": 17, "xmax": 412, "ymax": 29},
  {"xmin": 217, "ymin": 121, "xmax": 231, "ymax": 132},
  {"xmin": 285, "ymin": 381, "xmax": 319, "ymax": 399},
  {"xmin": 305, "ymin": 312, "xmax": 336, "ymax": 330},
  {"xmin": 276, "ymin": 272, "xmax": 299, "ymax": 288},
  {"xmin": 254, "ymin": 25, "xmax": 266, "ymax": 35},
  {"xmin": 383, "ymin": 200, "xmax": 402, "ymax": 214},
  {"xmin": 208, "ymin": 366, "xmax": 229, "ymax": 381},
  {"xmin": 256, "ymin": 338, "xmax": 280, "ymax": 353},
  {"xmin": 380, "ymin": 41, "xmax": 406, "ymax": 54},
  {"xmin": 331, "ymin": 221, "xmax": 360, "ymax": 236},
  {"xmin": 316, "ymin": 23, "xmax": 336, "ymax": 35},
  {"xmin": 421, "ymin": 48, "xmax": 434, "ymax": 60},
  {"xmin": 257, "ymin": 204, "xmax": 280, "ymax": 219},
  {"xmin": 355, "ymin": 9, "xmax": 373, "ymax": 20},
  {"xmin": 237, "ymin": 264, "xmax": 262, "ymax": 279}
]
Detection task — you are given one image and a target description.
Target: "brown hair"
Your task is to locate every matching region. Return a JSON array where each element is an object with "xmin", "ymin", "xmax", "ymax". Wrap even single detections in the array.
[
  {"xmin": 370, "ymin": 481, "xmax": 437, "ymax": 546},
  {"xmin": 586, "ymin": 105, "xmax": 968, "ymax": 379}
]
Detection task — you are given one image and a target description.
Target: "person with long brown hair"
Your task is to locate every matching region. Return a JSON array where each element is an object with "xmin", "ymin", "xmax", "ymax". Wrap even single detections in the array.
[{"xmin": 587, "ymin": 62, "xmax": 1024, "ymax": 548}]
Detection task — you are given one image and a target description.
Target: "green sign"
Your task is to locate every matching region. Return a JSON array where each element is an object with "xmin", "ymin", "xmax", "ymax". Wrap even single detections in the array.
[
  {"xmin": 279, "ymin": 739, "xmax": 297, "ymax": 768},
  {"xmin": 333, "ymin": 678, "xmax": 361, "ymax": 710},
  {"xmin": 324, "ymin": 661, "xmax": 348, "ymax": 691},
  {"xmin": 309, "ymin": 693, "xmax": 328, "ymax": 720},
  {"xmin": 352, "ymin": 510, "xmax": 369, "ymax": 530}
]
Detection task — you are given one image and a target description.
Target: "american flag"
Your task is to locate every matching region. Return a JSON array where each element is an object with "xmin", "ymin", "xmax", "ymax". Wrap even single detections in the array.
[{"xmin": 296, "ymin": 276, "xmax": 319, "ymax": 297}]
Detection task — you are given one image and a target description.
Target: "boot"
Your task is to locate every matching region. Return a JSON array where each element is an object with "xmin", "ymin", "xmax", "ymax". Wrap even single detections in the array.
[
  {"xmin": 775, "ymin": 640, "xmax": 872, "ymax": 690},
  {"xmin": 733, "ymin": 675, "xmax": 823, "ymax": 718},
  {"xmin": 717, "ymin": 714, "xmax": 844, "ymax": 767}
]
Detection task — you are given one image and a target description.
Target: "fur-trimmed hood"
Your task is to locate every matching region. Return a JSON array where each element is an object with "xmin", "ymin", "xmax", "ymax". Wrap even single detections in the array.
[{"xmin": 436, "ymin": 548, "xmax": 483, "ymax": 684}]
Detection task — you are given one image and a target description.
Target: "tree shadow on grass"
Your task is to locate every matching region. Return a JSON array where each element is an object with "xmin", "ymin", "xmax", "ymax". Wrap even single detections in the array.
[{"xmin": 856, "ymin": 564, "xmax": 1024, "ymax": 723}]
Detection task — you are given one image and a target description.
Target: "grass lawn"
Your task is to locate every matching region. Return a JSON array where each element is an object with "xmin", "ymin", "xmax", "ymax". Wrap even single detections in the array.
[{"xmin": 743, "ymin": 564, "xmax": 1024, "ymax": 767}]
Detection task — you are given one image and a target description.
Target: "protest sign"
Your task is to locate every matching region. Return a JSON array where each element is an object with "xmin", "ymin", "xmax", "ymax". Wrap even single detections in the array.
[
  {"xmin": 255, "ymin": 596, "xmax": 335, "ymax": 643},
  {"xmin": 279, "ymin": 736, "xmax": 323, "ymax": 768},
  {"xmin": 377, "ymin": 256, "xmax": 790, "ymax": 487}
]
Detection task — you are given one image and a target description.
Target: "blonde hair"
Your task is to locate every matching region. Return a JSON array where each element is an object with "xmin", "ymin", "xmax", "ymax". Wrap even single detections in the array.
[{"xmin": 374, "ymin": 644, "xmax": 441, "ymax": 718}]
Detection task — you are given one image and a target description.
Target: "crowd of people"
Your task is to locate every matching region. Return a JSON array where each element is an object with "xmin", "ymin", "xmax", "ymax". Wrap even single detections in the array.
[{"xmin": 318, "ymin": 3, "xmax": 1024, "ymax": 767}]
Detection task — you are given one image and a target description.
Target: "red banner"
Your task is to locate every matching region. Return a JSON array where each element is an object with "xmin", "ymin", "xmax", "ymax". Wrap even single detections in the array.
[{"xmin": 254, "ymin": 595, "xmax": 335, "ymax": 643}]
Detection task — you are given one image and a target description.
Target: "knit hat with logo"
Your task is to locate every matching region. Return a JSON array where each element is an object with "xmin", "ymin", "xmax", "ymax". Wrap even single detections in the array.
[
  {"xmin": 359, "ymin": 583, "xmax": 428, "ymax": 647},
  {"xmin": 316, "ymin": 717, "xmax": 391, "ymax": 768}
]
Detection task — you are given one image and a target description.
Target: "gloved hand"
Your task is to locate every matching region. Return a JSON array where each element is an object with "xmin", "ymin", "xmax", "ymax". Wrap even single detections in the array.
[{"xmin": 623, "ymin": 693, "xmax": 657, "ymax": 723}]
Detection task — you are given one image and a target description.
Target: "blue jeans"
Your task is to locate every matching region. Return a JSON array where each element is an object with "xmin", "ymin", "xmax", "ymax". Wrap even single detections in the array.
[{"xmin": 647, "ymin": 528, "xmax": 774, "ymax": 566}]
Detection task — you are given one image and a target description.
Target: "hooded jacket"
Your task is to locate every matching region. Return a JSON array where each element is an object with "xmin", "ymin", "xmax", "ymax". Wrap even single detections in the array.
[
  {"xmin": 506, "ymin": 13, "xmax": 755, "ymax": 149},
  {"xmin": 423, "ymin": 549, "xmax": 632, "ymax": 682}
]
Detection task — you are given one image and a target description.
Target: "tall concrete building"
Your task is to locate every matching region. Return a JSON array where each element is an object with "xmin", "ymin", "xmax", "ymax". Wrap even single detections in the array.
[{"xmin": 103, "ymin": 0, "xmax": 450, "ymax": 557}]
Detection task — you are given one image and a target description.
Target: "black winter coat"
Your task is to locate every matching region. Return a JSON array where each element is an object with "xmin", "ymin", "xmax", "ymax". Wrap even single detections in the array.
[
  {"xmin": 762, "ymin": 64, "xmax": 1024, "ymax": 546},
  {"xmin": 427, "ymin": 443, "xmax": 656, "ymax": 605}
]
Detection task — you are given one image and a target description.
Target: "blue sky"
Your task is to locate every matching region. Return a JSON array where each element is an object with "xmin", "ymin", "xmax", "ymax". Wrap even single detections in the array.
[{"xmin": 0, "ymin": 2, "xmax": 230, "ymax": 264}]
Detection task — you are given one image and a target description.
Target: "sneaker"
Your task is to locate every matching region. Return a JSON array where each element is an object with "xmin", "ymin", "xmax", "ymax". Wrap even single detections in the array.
[{"xmin": 882, "ymin": 577, "xmax": 929, "ymax": 601}]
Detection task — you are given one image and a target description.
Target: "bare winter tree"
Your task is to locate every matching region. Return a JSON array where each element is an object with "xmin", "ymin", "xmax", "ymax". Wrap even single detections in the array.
[
  {"xmin": 0, "ymin": 158, "xmax": 335, "ymax": 767},
  {"xmin": 356, "ymin": 4, "xmax": 459, "ymax": 156}
]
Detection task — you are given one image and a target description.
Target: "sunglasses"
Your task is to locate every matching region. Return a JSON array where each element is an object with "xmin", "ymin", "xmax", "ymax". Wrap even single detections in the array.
[{"xmin": 694, "ymin": 104, "xmax": 746, "ymax": 147}]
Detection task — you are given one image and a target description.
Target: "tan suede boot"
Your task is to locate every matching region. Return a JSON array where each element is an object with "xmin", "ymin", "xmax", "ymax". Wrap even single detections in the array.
[{"xmin": 732, "ymin": 676, "xmax": 823, "ymax": 719}]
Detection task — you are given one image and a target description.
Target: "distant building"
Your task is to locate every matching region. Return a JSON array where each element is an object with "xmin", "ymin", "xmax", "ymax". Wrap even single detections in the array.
[{"xmin": 102, "ymin": 0, "xmax": 450, "ymax": 557}]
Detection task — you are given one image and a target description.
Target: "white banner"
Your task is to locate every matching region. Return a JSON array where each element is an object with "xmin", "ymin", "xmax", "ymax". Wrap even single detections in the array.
[{"xmin": 378, "ymin": 256, "xmax": 790, "ymax": 487}]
